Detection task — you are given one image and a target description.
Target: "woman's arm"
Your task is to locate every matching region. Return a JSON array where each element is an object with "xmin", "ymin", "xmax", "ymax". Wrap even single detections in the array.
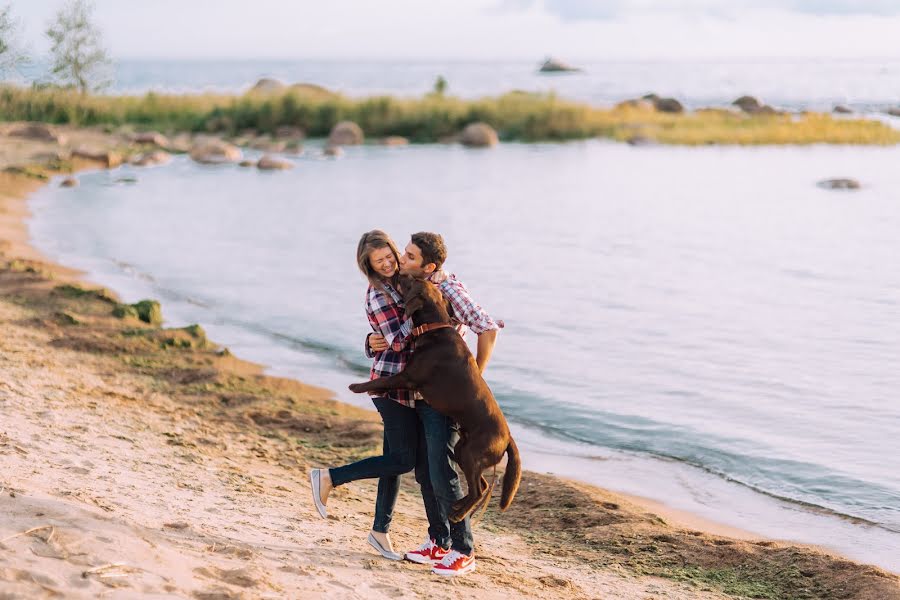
[{"xmin": 366, "ymin": 288, "xmax": 412, "ymax": 352}]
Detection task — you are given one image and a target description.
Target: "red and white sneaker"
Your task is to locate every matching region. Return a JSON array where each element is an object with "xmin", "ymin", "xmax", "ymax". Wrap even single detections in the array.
[
  {"xmin": 404, "ymin": 538, "xmax": 449, "ymax": 564},
  {"xmin": 431, "ymin": 550, "xmax": 476, "ymax": 577}
]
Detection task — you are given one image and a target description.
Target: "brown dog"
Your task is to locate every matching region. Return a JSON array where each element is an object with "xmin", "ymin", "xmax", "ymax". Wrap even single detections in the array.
[{"xmin": 348, "ymin": 276, "xmax": 521, "ymax": 523}]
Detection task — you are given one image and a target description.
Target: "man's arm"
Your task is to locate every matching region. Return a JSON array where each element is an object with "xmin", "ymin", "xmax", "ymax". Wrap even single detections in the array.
[
  {"xmin": 437, "ymin": 274, "xmax": 501, "ymax": 372},
  {"xmin": 475, "ymin": 329, "xmax": 498, "ymax": 373}
]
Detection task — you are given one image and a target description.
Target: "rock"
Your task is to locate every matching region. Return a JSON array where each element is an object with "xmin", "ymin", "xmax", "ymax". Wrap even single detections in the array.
[
  {"xmin": 189, "ymin": 139, "xmax": 241, "ymax": 164},
  {"xmin": 380, "ymin": 136, "xmax": 409, "ymax": 146},
  {"xmin": 132, "ymin": 131, "xmax": 170, "ymax": 148},
  {"xmin": 112, "ymin": 299, "xmax": 162, "ymax": 324},
  {"xmin": 8, "ymin": 123, "xmax": 67, "ymax": 145},
  {"xmin": 72, "ymin": 147, "xmax": 124, "ymax": 168},
  {"xmin": 274, "ymin": 126, "xmax": 305, "ymax": 140},
  {"xmin": 59, "ymin": 177, "xmax": 78, "ymax": 188},
  {"xmin": 733, "ymin": 96, "xmax": 763, "ymax": 113},
  {"xmin": 284, "ymin": 140, "xmax": 303, "ymax": 155},
  {"xmin": 239, "ymin": 159, "xmax": 257, "ymax": 167},
  {"xmin": 817, "ymin": 178, "xmax": 861, "ymax": 190},
  {"xmin": 641, "ymin": 93, "xmax": 661, "ymax": 103},
  {"xmin": 114, "ymin": 176, "xmax": 138, "ymax": 185},
  {"xmin": 249, "ymin": 138, "xmax": 287, "ymax": 153},
  {"xmin": 169, "ymin": 133, "xmax": 192, "ymax": 153},
  {"xmin": 539, "ymin": 57, "xmax": 580, "ymax": 73},
  {"xmin": 459, "ymin": 122, "xmax": 499, "ymax": 148},
  {"xmin": 626, "ymin": 135, "xmax": 657, "ymax": 146},
  {"xmin": 249, "ymin": 78, "xmax": 287, "ymax": 94},
  {"xmin": 615, "ymin": 99, "xmax": 655, "ymax": 111},
  {"xmin": 755, "ymin": 105, "xmax": 779, "ymax": 116},
  {"xmin": 885, "ymin": 107, "xmax": 900, "ymax": 117},
  {"xmin": 833, "ymin": 105, "xmax": 853, "ymax": 114},
  {"xmin": 653, "ymin": 97, "xmax": 684, "ymax": 113},
  {"xmin": 328, "ymin": 121, "xmax": 364, "ymax": 146},
  {"xmin": 131, "ymin": 150, "xmax": 171, "ymax": 167},
  {"xmin": 322, "ymin": 145, "xmax": 344, "ymax": 157},
  {"xmin": 257, "ymin": 155, "xmax": 294, "ymax": 170}
]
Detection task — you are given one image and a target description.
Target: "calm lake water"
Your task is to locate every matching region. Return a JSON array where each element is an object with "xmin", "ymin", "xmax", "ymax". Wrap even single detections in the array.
[{"xmin": 29, "ymin": 141, "xmax": 900, "ymax": 570}]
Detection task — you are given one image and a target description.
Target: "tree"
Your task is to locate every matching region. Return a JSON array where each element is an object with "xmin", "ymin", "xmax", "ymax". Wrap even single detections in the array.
[
  {"xmin": 45, "ymin": 0, "xmax": 111, "ymax": 93},
  {"xmin": 0, "ymin": 4, "xmax": 29, "ymax": 80},
  {"xmin": 433, "ymin": 75, "xmax": 447, "ymax": 96}
]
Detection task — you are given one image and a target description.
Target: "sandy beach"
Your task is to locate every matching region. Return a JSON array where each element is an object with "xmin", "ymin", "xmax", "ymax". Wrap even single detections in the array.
[{"xmin": 1, "ymin": 124, "xmax": 899, "ymax": 599}]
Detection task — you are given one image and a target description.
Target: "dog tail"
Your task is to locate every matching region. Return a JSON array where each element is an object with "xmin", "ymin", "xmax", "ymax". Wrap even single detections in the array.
[{"xmin": 499, "ymin": 437, "xmax": 522, "ymax": 511}]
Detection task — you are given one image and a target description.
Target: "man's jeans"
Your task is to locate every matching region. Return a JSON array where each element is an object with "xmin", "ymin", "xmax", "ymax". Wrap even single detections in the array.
[
  {"xmin": 415, "ymin": 402, "xmax": 474, "ymax": 555},
  {"xmin": 329, "ymin": 397, "xmax": 418, "ymax": 533}
]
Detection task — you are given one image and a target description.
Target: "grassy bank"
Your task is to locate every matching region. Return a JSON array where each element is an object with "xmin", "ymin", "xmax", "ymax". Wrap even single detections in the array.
[{"xmin": 2, "ymin": 85, "xmax": 899, "ymax": 145}]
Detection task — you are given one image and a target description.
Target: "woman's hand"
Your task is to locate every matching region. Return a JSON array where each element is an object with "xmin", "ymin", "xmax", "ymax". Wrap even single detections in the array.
[
  {"xmin": 429, "ymin": 269, "xmax": 449, "ymax": 284},
  {"xmin": 368, "ymin": 333, "xmax": 389, "ymax": 352}
]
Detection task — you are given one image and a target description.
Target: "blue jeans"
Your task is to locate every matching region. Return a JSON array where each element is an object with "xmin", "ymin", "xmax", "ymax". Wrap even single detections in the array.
[
  {"xmin": 415, "ymin": 402, "xmax": 474, "ymax": 555},
  {"xmin": 328, "ymin": 397, "xmax": 418, "ymax": 533}
]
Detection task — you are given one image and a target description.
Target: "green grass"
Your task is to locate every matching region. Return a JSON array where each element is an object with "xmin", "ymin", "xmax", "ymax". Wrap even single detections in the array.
[{"xmin": 3, "ymin": 85, "xmax": 899, "ymax": 145}]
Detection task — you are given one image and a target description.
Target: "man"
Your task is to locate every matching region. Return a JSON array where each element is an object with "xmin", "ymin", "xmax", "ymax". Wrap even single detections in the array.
[{"xmin": 367, "ymin": 231, "xmax": 500, "ymax": 577}]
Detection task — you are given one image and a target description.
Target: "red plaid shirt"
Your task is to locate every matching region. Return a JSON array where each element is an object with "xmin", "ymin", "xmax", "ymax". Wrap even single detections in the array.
[{"xmin": 364, "ymin": 273, "xmax": 502, "ymax": 407}]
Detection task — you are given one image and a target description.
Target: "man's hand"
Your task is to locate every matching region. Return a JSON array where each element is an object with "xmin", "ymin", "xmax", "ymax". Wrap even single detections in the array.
[
  {"xmin": 369, "ymin": 333, "xmax": 389, "ymax": 353},
  {"xmin": 475, "ymin": 329, "xmax": 498, "ymax": 374}
]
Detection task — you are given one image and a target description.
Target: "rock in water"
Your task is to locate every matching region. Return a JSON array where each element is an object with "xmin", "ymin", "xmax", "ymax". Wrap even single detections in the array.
[
  {"xmin": 328, "ymin": 121, "xmax": 364, "ymax": 146},
  {"xmin": 539, "ymin": 57, "xmax": 580, "ymax": 72},
  {"xmin": 833, "ymin": 105, "xmax": 853, "ymax": 114},
  {"xmin": 131, "ymin": 150, "xmax": 171, "ymax": 167},
  {"xmin": 817, "ymin": 178, "xmax": 861, "ymax": 190},
  {"xmin": 380, "ymin": 136, "xmax": 409, "ymax": 146},
  {"xmin": 189, "ymin": 139, "xmax": 241, "ymax": 164},
  {"xmin": 132, "ymin": 131, "xmax": 170, "ymax": 148},
  {"xmin": 460, "ymin": 123, "xmax": 499, "ymax": 148},
  {"xmin": 323, "ymin": 145, "xmax": 344, "ymax": 157},
  {"xmin": 257, "ymin": 155, "xmax": 294, "ymax": 170},
  {"xmin": 59, "ymin": 177, "xmax": 78, "ymax": 188}
]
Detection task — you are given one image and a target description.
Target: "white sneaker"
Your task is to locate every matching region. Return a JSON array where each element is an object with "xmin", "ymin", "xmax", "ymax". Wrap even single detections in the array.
[
  {"xmin": 309, "ymin": 469, "xmax": 327, "ymax": 519},
  {"xmin": 431, "ymin": 550, "xmax": 476, "ymax": 577}
]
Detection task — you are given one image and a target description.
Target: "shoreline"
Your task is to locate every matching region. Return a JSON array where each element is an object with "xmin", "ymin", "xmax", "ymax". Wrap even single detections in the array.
[{"xmin": 2, "ymin": 124, "xmax": 899, "ymax": 598}]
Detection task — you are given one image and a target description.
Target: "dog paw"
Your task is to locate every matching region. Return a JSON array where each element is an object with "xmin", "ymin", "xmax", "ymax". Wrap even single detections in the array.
[{"xmin": 348, "ymin": 383, "xmax": 365, "ymax": 393}]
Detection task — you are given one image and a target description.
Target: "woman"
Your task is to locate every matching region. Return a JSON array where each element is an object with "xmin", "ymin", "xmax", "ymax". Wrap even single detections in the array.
[{"xmin": 309, "ymin": 230, "xmax": 417, "ymax": 560}]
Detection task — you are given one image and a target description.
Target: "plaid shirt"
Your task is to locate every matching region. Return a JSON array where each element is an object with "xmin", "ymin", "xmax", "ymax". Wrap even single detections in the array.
[{"xmin": 364, "ymin": 273, "xmax": 502, "ymax": 407}]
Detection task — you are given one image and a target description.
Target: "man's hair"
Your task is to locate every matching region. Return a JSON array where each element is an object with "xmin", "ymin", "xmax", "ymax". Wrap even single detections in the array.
[{"xmin": 410, "ymin": 232, "xmax": 447, "ymax": 270}]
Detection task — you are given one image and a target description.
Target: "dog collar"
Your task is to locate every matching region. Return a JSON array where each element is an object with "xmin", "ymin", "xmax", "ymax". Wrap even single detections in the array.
[{"xmin": 412, "ymin": 323, "xmax": 453, "ymax": 337}]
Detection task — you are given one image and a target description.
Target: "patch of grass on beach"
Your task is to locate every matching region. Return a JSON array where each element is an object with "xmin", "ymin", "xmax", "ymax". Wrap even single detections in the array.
[{"xmin": 3, "ymin": 85, "xmax": 899, "ymax": 145}]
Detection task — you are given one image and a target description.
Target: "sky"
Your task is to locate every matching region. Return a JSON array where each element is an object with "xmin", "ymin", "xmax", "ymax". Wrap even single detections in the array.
[{"xmin": 7, "ymin": 0, "xmax": 900, "ymax": 61}]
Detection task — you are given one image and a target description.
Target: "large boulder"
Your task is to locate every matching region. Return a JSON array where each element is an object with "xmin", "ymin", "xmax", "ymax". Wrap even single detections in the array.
[
  {"xmin": 249, "ymin": 78, "xmax": 287, "ymax": 95},
  {"xmin": 132, "ymin": 131, "xmax": 170, "ymax": 148},
  {"xmin": 189, "ymin": 139, "xmax": 241, "ymax": 164},
  {"xmin": 460, "ymin": 122, "xmax": 499, "ymax": 148},
  {"xmin": 833, "ymin": 105, "xmax": 853, "ymax": 114},
  {"xmin": 733, "ymin": 96, "xmax": 763, "ymax": 113},
  {"xmin": 8, "ymin": 123, "xmax": 67, "ymax": 145},
  {"xmin": 257, "ymin": 155, "xmax": 294, "ymax": 170},
  {"xmin": 885, "ymin": 107, "xmax": 900, "ymax": 117},
  {"xmin": 817, "ymin": 178, "xmax": 861, "ymax": 190},
  {"xmin": 539, "ymin": 57, "xmax": 580, "ymax": 73},
  {"xmin": 131, "ymin": 150, "xmax": 171, "ymax": 167},
  {"xmin": 328, "ymin": 121, "xmax": 364, "ymax": 146},
  {"xmin": 72, "ymin": 147, "xmax": 124, "ymax": 168}
]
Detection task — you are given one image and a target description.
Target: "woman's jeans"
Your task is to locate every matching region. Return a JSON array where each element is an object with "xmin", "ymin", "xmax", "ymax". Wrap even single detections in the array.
[{"xmin": 328, "ymin": 397, "xmax": 418, "ymax": 533}]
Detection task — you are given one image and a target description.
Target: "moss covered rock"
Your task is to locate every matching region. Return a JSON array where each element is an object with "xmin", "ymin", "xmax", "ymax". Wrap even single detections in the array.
[{"xmin": 113, "ymin": 299, "xmax": 162, "ymax": 325}]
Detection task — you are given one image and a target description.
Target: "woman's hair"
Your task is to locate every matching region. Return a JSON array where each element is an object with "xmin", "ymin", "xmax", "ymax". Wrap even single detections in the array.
[{"xmin": 357, "ymin": 230, "xmax": 401, "ymax": 299}]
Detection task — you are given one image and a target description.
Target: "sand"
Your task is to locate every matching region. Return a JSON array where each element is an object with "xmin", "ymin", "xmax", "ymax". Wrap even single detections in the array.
[{"xmin": 1, "ymin": 123, "xmax": 898, "ymax": 599}]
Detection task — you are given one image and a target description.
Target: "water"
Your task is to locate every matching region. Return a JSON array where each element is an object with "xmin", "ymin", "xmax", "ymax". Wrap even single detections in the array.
[
  {"xmin": 28, "ymin": 141, "xmax": 900, "ymax": 571},
  {"xmin": 18, "ymin": 58, "xmax": 900, "ymax": 112}
]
